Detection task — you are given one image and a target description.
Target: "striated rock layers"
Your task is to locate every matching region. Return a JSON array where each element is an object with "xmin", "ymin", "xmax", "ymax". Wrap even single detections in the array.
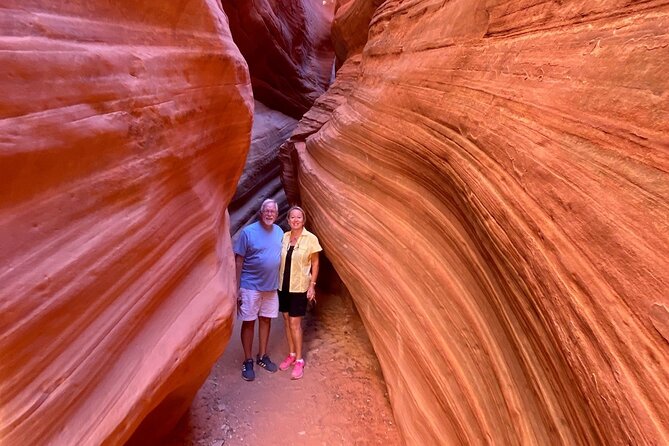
[
  {"xmin": 284, "ymin": 1, "xmax": 669, "ymax": 444},
  {"xmin": 331, "ymin": 0, "xmax": 384, "ymax": 67},
  {"xmin": 222, "ymin": 0, "xmax": 335, "ymax": 119},
  {"xmin": 0, "ymin": 1, "xmax": 252, "ymax": 444},
  {"xmin": 228, "ymin": 101, "xmax": 297, "ymax": 234},
  {"xmin": 223, "ymin": 0, "xmax": 335, "ymax": 234}
]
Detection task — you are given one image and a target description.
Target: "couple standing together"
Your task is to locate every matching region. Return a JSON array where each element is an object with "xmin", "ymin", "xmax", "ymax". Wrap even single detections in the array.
[{"xmin": 234, "ymin": 199, "xmax": 322, "ymax": 381}]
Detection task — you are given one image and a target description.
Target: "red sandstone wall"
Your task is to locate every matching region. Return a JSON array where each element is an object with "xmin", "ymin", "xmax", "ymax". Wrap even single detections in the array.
[
  {"xmin": 222, "ymin": 0, "xmax": 335, "ymax": 119},
  {"xmin": 331, "ymin": 0, "xmax": 384, "ymax": 67},
  {"xmin": 224, "ymin": 0, "xmax": 335, "ymax": 234},
  {"xmin": 284, "ymin": 1, "xmax": 669, "ymax": 444},
  {"xmin": 0, "ymin": 1, "xmax": 252, "ymax": 444}
]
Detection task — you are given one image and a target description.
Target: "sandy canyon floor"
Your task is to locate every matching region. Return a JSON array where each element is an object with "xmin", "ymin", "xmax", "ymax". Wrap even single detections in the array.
[{"xmin": 164, "ymin": 288, "xmax": 401, "ymax": 445}]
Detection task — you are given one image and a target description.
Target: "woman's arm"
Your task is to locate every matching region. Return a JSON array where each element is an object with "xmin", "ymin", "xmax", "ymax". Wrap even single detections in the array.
[{"xmin": 307, "ymin": 252, "xmax": 320, "ymax": 301}]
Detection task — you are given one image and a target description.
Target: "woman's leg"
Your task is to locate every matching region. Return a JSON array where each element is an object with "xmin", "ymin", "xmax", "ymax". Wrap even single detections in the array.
[
  {"xmin": 279, "ymin": 312, "xmax": 297, "ymax": 371},
  {"xmin": 289, "ymin": 316, "xmax": 303, "ymax": 359},
  {"xmin": 282, "ymin": 312, "xmax": 295, "ymax": 353}
]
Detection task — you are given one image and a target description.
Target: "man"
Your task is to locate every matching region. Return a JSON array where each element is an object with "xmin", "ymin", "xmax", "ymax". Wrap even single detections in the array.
[{"xmin": 233, "ymin": 198, "xmax": 283, "ymax": 381}]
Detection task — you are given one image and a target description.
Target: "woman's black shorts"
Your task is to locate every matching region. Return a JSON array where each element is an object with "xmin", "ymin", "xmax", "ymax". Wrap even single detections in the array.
[{"xmin": 278, "ymin": 290, "xmax": 308, "ymax": 317}]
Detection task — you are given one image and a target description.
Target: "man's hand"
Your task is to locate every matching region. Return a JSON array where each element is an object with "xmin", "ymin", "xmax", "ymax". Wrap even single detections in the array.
[{"xmin": 235, "ymin": 254, "xmax": 244, "ymax": 307}]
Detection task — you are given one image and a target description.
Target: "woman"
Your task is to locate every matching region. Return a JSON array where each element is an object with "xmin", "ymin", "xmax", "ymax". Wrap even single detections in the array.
[{"xmin": 277, "ymin": 205, "xmax": 322, "ymax": 379}]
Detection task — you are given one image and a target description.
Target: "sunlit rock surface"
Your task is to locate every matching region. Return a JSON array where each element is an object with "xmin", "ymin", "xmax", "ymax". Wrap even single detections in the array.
[
  {"xmin": 284, "ymin": 1, "xmax": 669, "ymax": 444},
  {"xmin": 0, "ymin": 1, "xmax": 251, "ymax": 444}
]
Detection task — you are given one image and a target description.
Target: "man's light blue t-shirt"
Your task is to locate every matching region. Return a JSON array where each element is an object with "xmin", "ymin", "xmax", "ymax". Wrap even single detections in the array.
[{"xmin": 233, "ymin": 221, "xmax": 283, "ymax": 291}]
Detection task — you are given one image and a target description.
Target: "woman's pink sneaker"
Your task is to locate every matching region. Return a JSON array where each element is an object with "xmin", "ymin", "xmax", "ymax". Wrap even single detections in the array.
[
  {"xmin": 279, "ymin": 354, "xmax": 296, "ymax": 371},
  {"xmin": 291, "ymin": 360, "xmax": 305, "ymax": 380}
]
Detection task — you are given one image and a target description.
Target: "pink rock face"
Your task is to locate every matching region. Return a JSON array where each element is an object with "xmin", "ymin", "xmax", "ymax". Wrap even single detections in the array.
[
  {"xmin": 286, "ymin": 1, "xmax": 669, "ymax": 444},
  {"xmin": 0, "ymin": 1, "xmax": 252, "ymax": 444},
  {"xmin": 222, "ymin": 0, "xmax": 335, "ymax": 118}
]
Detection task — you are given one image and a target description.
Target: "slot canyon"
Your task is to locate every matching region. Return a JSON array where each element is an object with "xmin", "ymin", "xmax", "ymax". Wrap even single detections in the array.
[{"xmin": 1, "ymin": 0, "xmax": 668, "ymax": 445}]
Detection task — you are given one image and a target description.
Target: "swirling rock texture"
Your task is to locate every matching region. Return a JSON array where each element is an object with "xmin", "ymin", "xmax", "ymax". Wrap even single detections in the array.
[
  {"xmin": 223, "ymin": 0, "xmax": 335, "ymax": 236},
  {"xmin": 222, "ymin": 0, "xmax": 335, "ymax": 120},
  {"xmin": 0, "ymin": 1, "xmax": 251, "ymax": 444},
  {"xmin": 228, "ymin": 101, "xmax": 297, "ymax": 234},
  {"xmin": 280, "ymin": 54, "xmax": 362, "ymax": 205},
  {"xmin": 284, "ymin": 0, "xmax": 669, "ymax": 444},
  {"xmin": 331, "ymin": 0, "xmax": 384, "ymax": 67}
]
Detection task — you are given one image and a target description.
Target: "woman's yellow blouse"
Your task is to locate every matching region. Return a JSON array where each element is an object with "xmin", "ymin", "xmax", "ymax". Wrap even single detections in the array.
[{"xmin": 278, "ymin": 228, "xmax": 322, "ymax": 293}]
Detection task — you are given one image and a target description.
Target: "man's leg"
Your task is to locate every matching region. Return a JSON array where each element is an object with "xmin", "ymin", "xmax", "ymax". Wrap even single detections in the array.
[
  {"xmin": 258, "ymin": 290, "xmax": 279, "ymax": 357},
  {"xmin": 258, "ymin": 316, "xmax": 271, "ymax": 357},
  {"xmin": 238, "ymin": 288, "xmax": 261, "ymax": 381},
  {"xmin": 241, "ymin": 320, "xmax": 255, "ymax": 360},
  {"xmin": 256, "ymin": 290, "xmax": 279, "ymax": 372}
]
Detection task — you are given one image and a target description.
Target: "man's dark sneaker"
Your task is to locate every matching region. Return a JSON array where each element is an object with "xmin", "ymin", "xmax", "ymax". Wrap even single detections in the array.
[
  {"xmin": 242, "ymin": 358, "xmax": 255, "ymax": 381},
  {"xmin": 256, "ymin": 354, "xmax": 278, "ymax": 373}
]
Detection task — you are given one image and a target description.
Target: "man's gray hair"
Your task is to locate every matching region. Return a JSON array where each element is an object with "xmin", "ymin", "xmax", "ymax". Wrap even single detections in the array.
[{"xmin": 260, "ymin": 198, "xmax": 278, "ymax": 213}]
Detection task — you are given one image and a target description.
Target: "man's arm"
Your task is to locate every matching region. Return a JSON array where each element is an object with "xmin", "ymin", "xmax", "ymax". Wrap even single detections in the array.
[{"xmin": 235, "ymin": 254, "xmax": 244, "ymax": 301}]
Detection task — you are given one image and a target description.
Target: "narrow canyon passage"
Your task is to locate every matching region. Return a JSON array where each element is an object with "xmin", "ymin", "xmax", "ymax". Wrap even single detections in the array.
[
  {"xmin": 164, "ymin": 285, "xmax": 401, "ymax": 445},
  {"xmin": 2, "ymin": 2, "xmax": 668, "ymax": 445}
]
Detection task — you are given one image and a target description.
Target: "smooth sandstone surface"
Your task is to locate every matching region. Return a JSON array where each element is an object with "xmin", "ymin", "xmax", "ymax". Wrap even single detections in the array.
[
  {"xmin": 228, "ymin": 101, "xmax": 297, "ymax": 235},
  {"xmin": 285, "ymin": 1, "xmax": 669, "ymax": 444},
  {"xmin": 280, "ymin": 54, "xmax": 362, "ymax": 206},
  {"xmin": 222, "ymin": 0, "xmax": 335, "ymax": 119},
  {"xmin": 225, "ymin": 0, "xmax": 335, "ymax": 234},
  {"xmin": 0, "ymin": 1, "xmax": 251, "ymax": 444},
  {"xmin": 331, "ymin": 0, "xmax": 384, "ymax": 67}
]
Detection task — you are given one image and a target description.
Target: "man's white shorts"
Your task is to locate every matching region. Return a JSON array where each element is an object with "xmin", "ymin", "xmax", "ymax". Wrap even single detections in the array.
[{"xmin": 237, "ymin": 288, "xmax": 279, "ymax": 321}]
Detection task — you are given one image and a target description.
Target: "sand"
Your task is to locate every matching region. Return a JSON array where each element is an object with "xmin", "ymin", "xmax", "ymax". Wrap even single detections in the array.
[{"xmin": 164, "ymin": 287, "xmax": 401, "ymax": 445}]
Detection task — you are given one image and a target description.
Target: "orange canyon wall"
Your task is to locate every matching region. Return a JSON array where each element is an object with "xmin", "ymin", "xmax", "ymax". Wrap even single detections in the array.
[
  {"xmin": 224, "ymin": 0, "xmax": 335, "ymax": 234},
  {"xmin": 283, "ymin": 0, "xmax": 669, "ymax": 444},
  {"xmin": 0, "ymin": 1, "xmax": 251, "ymax": 444}
]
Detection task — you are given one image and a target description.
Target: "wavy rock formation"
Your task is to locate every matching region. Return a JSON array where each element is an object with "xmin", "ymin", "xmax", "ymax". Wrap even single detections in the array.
[
  {"xmin": 280, "ymin": 54, "xmax": 362, "ymax": 205},
  {"xmin": 284, "ymin": 1, "xmax": 669, "ymax": 444},
  {"xmin": 222, "ymin": 0, "xmax": 335, "ymax": 119},
  {"xmin": 0, "ymin": 1, "xmax": 251, "ymax": 444},
  {"xmin": 228, "ymin": 101, "xmax": 297, "ymax": 234},
  {"xmin": 224, "ymin": 0, "xmax": 335, "ymax": 234},
  {"xmin": 331, "ymin": 0, "xmax": 384, "ymax": 67}
]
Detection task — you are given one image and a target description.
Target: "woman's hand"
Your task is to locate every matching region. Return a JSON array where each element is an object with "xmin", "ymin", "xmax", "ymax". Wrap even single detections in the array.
[
  {"xmin": 308, "ymin": 253, "xmax": 319, "ymax": 303},
  {"xmin": 307, "ymin": 283, "xmax": 316, "ymax": 302}
]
